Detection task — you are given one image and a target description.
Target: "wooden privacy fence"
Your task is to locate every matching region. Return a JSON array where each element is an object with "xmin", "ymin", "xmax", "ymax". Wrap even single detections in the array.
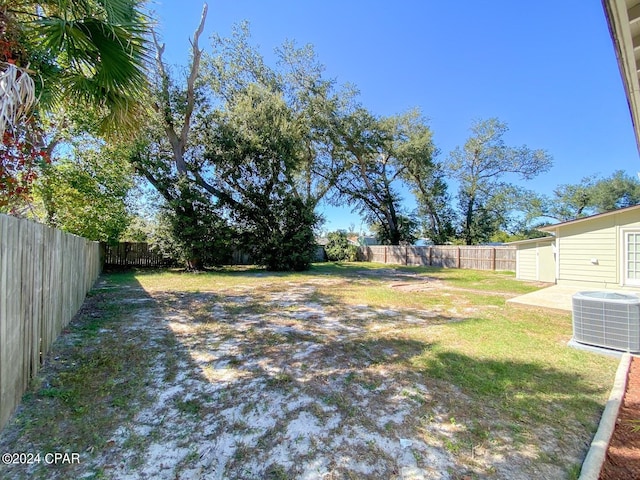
[
  {"xmin": 102, "ymin": 243, "xmax": 252, "ymax": 268},
  {"xmin": 103, "ymin": 243, "xmax": 331, "ymax": 268},
  {"xmin": 0, "ymin": 215, "xmax": 101, "ymax": 430},
  {"xmin": 358, "ymin": 245, "xmax": 516, "ymax": 271},
  {"xmin": 102, "ymin": 242, "xmax": 176, "ymax": 268}
]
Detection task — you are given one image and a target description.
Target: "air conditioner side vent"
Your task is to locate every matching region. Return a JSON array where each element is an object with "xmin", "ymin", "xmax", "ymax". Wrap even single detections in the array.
[{"xmin": 572, "ymin": 291, "xmax": 640, "ymax": 353}]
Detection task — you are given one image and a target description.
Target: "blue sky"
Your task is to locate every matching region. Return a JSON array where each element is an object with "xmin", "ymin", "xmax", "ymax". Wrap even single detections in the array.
[{"xmin": 150, "ymin": 1, "xmax": 639, "ymax": 233}]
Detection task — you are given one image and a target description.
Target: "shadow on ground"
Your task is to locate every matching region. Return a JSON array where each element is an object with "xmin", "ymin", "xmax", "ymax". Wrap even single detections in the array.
[{"xmin": 0, "ymin": 269, "xmax": 611, "ymax": 480}]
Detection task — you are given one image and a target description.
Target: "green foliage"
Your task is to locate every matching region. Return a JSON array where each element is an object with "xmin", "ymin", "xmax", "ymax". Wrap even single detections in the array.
[
  {"xmin": 446, "ymin": 118, "xmax": 553, "ymax": 244},
  {"xmin": 130, "ymin": 22, "xmax": 346, "ymax": 271},
  {"xmin": 245, "ymin": 196, "xmax": 318, "ymax": 271},
  {"xmin": 203, "ymin": 84, "xmax": 319, "ymax": 271},
  {"xmin": 394, "ymin": 111, "xmax": 454, "ymax": 244},
  {"xmin": 1, "ymin": 0, "xmax": 151, "ymax": 213},
  {"xmin": 160, "ymin": 182, "xmax": 234, "ymax": 270},
  {"xmin": 490, "ymin": 229, "xmax": 549, "ymax": 243},
  {"xmin": 203, "ymin": 23, "xmax": 350, "ymax": 210},
  {"xmin": 522, "ymin": 170, "xmax": 640, "ymax": 224},
  {"xmin": 325, "ymin": 231, "xmax": 358, "ymax": 261},
  {"xmin": 456, "ymin": 198, "xmax": 500, "ymax": 245},
  {"xmin": 331, "ymin": 108, "xmax": 443, "ymax": 245},
  {"xmin": 119, "ymin": 215, "xmax": 152, "ymax": 242},
  {"xmin": 591, "ymin": 170, "xmax": 640, "ymax": 210},
  {"xmin": 413, "ymin": 178, "xmax": 456, "ymax": 244},
  {"xmin": 370, "ymin": 213, "xmax": 420, "ymax": 245},
  {"xmin": 31, "ymin": 139, "xmax": 133, "ymax": 243}
]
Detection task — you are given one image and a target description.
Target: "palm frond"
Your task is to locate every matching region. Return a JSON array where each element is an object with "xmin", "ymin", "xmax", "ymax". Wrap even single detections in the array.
[
  {"xmin": 26, "ymin": 0, "xmax": 152, "ymax": 132},
  {"xmin": 96, "ymin": 0, "xmax": 138, "ymax": 24}
]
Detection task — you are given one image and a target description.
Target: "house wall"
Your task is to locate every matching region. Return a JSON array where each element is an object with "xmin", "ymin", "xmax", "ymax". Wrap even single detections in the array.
[{"xmin": 556, "ymin": 209, "xmax": 640, "ymax": 290}]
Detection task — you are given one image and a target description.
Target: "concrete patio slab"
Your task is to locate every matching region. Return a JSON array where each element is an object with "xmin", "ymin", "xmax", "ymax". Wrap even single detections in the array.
[
  {"xmin": 508, "ymin": 284, "xmax": 640, "ymax": 312},
  {"xmin": 507, "ymin": 285, "xmax": 587, "ymax": 312}
]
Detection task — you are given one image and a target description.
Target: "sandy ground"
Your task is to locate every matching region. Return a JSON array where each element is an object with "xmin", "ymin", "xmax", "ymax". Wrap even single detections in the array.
[
  {"xmin": 0, "ymin": 271, "xmax": 591, "ymax": 479},
  {"xmin": 102, "ymin": 281, "xmax": 462, "ymax": 479}
]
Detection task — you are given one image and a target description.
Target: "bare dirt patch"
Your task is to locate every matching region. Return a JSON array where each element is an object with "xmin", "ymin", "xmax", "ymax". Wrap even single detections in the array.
[{"xmin": 389, "ymin": 281, "xmax": 516, "ymax": 299}]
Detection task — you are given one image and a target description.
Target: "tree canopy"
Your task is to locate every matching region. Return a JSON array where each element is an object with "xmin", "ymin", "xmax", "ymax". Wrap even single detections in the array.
[
  {"xmin": 9, "ymin": 4, "xmax": 640, "ymax": 269},
  {"xmin": 330, "ymin": 108, "xmax": 443, "ymax": 245},
  {"xmin": 527, "ymin": 170, "xmax": 640, "ymax": 223},
  {"xmin": 33, "ymin": 141, "xmax": 134, "ymax": 242},
  {"xmin": 1, "ymin": 0, "xmax": 151, "ymax": 210},
  {"xmin": 130, "ymin": 12, "xmax": 335, "ymax": 269},
  {"xmin": 446, "ymin": 118, "xmax": 553, "ymax": 244},
  {"xmin": 1, "ymin": 0, "xmax": 151, "ymax": 132}
]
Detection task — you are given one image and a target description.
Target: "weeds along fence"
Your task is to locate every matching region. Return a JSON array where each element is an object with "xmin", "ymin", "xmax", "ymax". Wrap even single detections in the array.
[
  {"xmin": 358, "ymin": 245, "xmax": 516, "ymax": 271},
  {"xmin": 0, "ymin": 215, "xmax": 101, "ymax": 430}
]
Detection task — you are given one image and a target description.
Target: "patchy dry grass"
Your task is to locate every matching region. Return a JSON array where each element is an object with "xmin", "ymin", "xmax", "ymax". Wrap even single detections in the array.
[{"xmin": 0, "ymin": 263, "xmax": 618, "ymax": 479}]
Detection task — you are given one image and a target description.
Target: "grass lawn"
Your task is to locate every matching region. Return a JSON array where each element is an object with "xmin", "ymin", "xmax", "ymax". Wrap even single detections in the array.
[{"xmin": 0, "ymin": 263, "xmax": 618, "ymax": 480}]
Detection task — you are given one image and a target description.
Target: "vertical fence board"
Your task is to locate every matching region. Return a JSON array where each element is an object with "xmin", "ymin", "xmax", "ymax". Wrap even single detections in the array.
[
  {"xmin": 0, "ymin": 216, "xmax": 23, "ymax": 428},
  {"xmin": 20, "ymin": 220, "xmax": 33, "ymax": 385},
  {"xmin": 0, "ymin": 216, "xmax": 6, "ymax": 428},
  {"xmin": 0, "ymin": 216, "xmax": 11, "ymax": 428},
  {"xmin": 102, "ymin": 242, "xmax": 176, "ymax": 268},
  {"xmin": 30, "ymin": 225, "xmax": 43, "ymax": 376},
  {"xmin": 0, "ymin": 215, "xmax": 100, "ymax": 430}
]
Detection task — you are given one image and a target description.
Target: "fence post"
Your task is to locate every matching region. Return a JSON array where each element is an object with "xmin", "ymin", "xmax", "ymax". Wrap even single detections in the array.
[
  {"xmin": 384, "ymin": 246, "xmax": 387, "ymax": 264},
  {"xmin": 491, "ymin": 248, "xmax": 496, "ymax": 270},
  {"xmin": 429, "ymin": 246, "xmax": 433, "ymax": 266},
  {"xmin": 457, "ymin": 246, "xmax": 461, "ymax": 269},
  {"xmin": 405, "ymin": 246, "xmax": 408, "ymax": 265}
]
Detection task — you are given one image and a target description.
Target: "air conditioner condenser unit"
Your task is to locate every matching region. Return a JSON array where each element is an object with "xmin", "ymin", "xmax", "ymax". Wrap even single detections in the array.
[{"xmin": 572, "ymin": 291, "xmax": 640, "ymax": 353}]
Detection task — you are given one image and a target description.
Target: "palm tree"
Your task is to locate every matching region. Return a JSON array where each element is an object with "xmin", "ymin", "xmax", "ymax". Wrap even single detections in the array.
[{"xmin": 1, "ymin": 0, "xmax": 151, "ymax": 135}]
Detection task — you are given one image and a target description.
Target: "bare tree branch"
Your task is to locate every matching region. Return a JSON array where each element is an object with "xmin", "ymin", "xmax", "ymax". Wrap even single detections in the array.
[
  {"xmin": 151, "ymin": 3, "xmax": 208, "ymax": 176},
  {"xmin": 182, "ymin": 3, "xmax": 208, "ymax": 148}
]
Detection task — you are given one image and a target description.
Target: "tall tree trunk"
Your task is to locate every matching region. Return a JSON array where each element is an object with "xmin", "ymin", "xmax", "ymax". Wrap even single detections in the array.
[
  {"xmin": 464, "ymin": 195, "xmax": 475, "ymax": 245},
  {"xmin": 174, "ymin": 198, "xmax": 205, "ymax": 270},
  {"xmin": 387, "ymin": 197, "xmax": 401, "ymax": 245}
]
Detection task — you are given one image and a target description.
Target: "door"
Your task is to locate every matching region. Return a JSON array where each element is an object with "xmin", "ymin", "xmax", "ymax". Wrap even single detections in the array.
[{"xmin": 624, "ymin": 230, "xmax": 640, "ymax": 286}]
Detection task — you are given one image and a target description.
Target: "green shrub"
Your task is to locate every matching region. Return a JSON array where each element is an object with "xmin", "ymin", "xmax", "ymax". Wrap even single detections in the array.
[
  {"xmin": 150, "ymin": 181, "xmax": 234, "ymax": 270},
  {"xmin": 325, "ymin": 231, "xmax": 358, "ymax": 262},
  {"xmin": 247, "ymin": 197, "xmax": 318, "ymax": 271}
]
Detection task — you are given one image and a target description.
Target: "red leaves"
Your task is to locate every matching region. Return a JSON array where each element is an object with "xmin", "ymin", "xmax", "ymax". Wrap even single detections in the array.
[{"xmin": 0, "ymin": 123, "xmax": 49, "ymax": 209}]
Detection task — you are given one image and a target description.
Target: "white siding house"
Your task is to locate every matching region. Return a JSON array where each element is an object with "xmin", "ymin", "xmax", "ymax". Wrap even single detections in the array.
[{"xmin": 531, "ymin": 205, "xmax": 640, "ymax": 291}]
